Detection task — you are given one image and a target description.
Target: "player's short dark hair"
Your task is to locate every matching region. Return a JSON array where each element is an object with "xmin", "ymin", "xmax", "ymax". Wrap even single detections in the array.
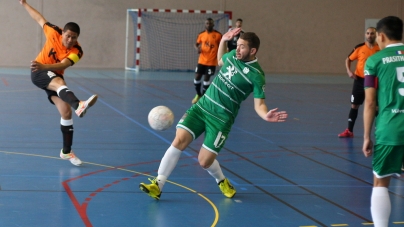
[
  {"xmin": 236, "ymin": 18, "xmax": 243, "ymax": 22},
  {"xmin": 376, "ymin": 16, "xmax": 403, "ymax": 41},
  {"xmin": 366, "ymin": 26, "xmax": 376, "ymax": 31},
  {"xmin": 206, "ymin": 18, "xmax": 213, "ymax": 21},
  {"xmin": 240, "ymin": 32, "xmax": 260, "ymax": 52},
  {"xmin": 64, "ymin": 22, "xmax": 80, "ymax": 36}
]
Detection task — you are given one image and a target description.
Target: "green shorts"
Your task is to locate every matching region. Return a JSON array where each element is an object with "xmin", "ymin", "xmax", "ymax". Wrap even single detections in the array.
[
  {"xmin": 176, "ymin": 105, "xmax": 232, "ymax": 154},
  {"xmin": 373, "ymin": 144, "xmax": 404, "ymax": 178}
]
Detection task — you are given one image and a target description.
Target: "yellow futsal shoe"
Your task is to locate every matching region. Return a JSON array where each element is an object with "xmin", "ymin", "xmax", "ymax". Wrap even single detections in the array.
[
  {"xmin": 191, "ymin": 94, "xmax": 201, "ymax": 104},
  {"xmin": 218, "ymin": 178, "xmax": 236, "ymax": 198},
  {"xmin": 139, "ymin": 178, "xmax": 161, "ymax": 200}
]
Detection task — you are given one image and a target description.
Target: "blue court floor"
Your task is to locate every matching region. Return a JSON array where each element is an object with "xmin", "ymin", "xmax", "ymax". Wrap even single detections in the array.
[{"xmin": 0, "ymin": 68, "xmax": 402, "ymax": 227}]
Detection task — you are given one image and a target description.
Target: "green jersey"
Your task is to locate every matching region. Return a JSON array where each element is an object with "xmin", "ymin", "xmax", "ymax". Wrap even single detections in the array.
[
  {"xmin": 196, "ymin": 50, "xmax": 266, "ymax": 124},
  {"xmin": 364, "ymin": 43, "xmax": 404, "ymax": 145}
]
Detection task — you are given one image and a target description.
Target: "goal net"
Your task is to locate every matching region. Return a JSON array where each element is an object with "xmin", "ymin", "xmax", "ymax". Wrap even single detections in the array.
[{"xmin": 125, "ymin": 9, "xmax": 232, "ymax": 71}]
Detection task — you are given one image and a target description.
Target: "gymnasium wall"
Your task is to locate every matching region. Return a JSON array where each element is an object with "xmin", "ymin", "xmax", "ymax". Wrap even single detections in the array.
[{"xmin": 1, "ymin": 0, "xmax": 403, "ymax": 74}]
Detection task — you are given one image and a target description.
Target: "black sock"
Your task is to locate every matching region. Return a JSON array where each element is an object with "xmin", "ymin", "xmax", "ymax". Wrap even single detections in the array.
[
  {"xmin": 194, "ymin": 80, "xmax": 202, "ymax": 96},
  {"xmin": 61, "ymin": 125, "xmax": 74, "ymax": 154},
  {"xmin": 57, "ymin": 86, "xmax": 80, "ymax": 109},
  {"xmin": 348, "ymin": 108, "xmax": 358, "ymax": 132}
]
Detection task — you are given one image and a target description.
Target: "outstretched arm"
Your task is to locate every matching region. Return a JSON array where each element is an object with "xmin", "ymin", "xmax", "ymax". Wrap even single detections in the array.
[
  {"xmin": 218, "ymin": 28, "xmax": 241, "ymax": 66},
  {"xmin": 254, "ymin": 98, "xmax": 288, "ymax": 122},
  {"xmin": 19, "ymin": 0, "xmax": 47, "ymax": 27}
]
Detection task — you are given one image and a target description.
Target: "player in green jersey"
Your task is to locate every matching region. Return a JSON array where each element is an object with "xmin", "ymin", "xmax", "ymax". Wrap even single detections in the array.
[
  {"xmin": 139, "ymin": 28, "xmax": 288, "ymax": 200},
  {"xmin": 363, "ymin": 16, "xmax": 404, "ymax": 227}
]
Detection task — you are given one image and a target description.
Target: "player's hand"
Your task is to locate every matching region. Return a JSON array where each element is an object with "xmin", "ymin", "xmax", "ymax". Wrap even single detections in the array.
[
  {"xmin": 362, "ymin": 138, "xmax": 373, "ymax": 157},
  {"xmin": 30, "ymin": 60, "xmax": 44, "ymax": 72},
  {"xmin": 222, "ymin": 28, "xmax": 241, "ymax": 41},
  {"xmin": 265, "ymin": 108, "xmax": 288, "ymax": 122},
  {"xmin": 348, "ymin": 71, "xmax": 357, "ymax": 79},
  {"xmin": 19, "ymin": 0, "xmax": 26, "ymax": 5}
]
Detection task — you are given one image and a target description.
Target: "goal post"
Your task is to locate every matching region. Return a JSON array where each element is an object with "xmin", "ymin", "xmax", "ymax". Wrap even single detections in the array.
[{"xmin": 125, "ymin": 9, "xmax": 232, "ymax": 71}]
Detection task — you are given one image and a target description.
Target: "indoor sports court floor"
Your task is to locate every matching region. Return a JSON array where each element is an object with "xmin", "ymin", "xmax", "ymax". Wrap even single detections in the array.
[{"xmin": 0, "ymin": 68, "xmax": 403, "ymax": 227}]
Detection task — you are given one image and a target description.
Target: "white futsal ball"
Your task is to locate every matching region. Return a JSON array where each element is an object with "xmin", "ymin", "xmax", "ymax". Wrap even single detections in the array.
[{"xmin": 148, "ymin": 106, "xmax": 174, "ymax": 131}]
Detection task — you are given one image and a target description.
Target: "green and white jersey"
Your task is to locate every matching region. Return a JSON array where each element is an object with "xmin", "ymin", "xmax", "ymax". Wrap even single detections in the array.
[
  {"xmin": 364, "ymin": 43, "xmax": 404, "ymax": 145},
  {"xmin": 196, "ymin": 50, "xmax": 266, "ymax": 124}
]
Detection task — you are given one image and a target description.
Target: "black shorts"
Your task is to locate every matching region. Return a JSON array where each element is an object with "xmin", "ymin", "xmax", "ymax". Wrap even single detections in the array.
[
  {"xmin": 195, "ymin": 64, "xmax": 216, "ymax": 76},
  {"xmin": 31, "ymin": 70, "xmax": 64, "ymax": 104},
  {"xmin": 351, "ymin": 77, "xmax": 365, "ymax": 105}
]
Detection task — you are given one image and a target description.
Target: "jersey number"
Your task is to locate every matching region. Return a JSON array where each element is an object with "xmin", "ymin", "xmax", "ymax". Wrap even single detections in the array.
[
  {"xmin": 396, "ymin": 66, "xmax": 404, "ymax": 96},
  {"xmin": 213, "ymin": 131, "xmax": 226, "ymax": 148}
]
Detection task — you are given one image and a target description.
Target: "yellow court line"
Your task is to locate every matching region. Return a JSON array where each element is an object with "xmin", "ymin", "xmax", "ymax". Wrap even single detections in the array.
[
  {"xmin": 0, "ymin": 150, "xmax": 220, "ymax": 227},
  {"xmin": 331, "ymin": 224, "xmax": 348, "ymax": 226}
]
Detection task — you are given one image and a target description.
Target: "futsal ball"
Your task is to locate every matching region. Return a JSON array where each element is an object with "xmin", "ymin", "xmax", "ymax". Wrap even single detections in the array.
[{"xmin": 148, "ymin": 106, "xmax": 174, "ymax": 131}]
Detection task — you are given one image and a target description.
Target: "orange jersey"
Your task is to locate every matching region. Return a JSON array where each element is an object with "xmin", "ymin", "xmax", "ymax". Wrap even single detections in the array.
[
  {"xmin": 348, "ymin": 42, "xmax": 380, "ymax": 78},
  {"xmin": 36, "ymin": 22, "xmax": 83, "ymax": 75},
  {"xmin": 196, "ymin": 30, "xmax": 222, "ymax": 66}
]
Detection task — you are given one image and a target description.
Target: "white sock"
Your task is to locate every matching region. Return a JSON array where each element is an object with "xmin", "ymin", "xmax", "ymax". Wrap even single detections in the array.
[
  {"xmin": 205, "ymin": 159, "xmax": 225, "ymax": 183},
  {"xmin": 371, "ymin": 187, "xmax": 391, "ymax": 227},
  {"xmin": 156, "ymin": 145, "xmax": 182, "ymax": 191}
]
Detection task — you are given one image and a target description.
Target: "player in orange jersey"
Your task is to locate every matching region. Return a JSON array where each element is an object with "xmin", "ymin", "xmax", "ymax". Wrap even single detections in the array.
[
  {"xmin": 338, "ymin": 27, "xmax": 380, "ymax": 138},
  {"xmin": 192, "ymin": 18, "xmax": 222, "ymax": 104},
  {"xmin": 18, "ymin": 0, "xmax": 98, "ymax": 166}
]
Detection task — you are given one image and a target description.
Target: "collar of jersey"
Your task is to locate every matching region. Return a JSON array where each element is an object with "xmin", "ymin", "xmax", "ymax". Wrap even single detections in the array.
[{"xmin": 386, "ymin": 43, "xmax": 404, "ymax": 48}]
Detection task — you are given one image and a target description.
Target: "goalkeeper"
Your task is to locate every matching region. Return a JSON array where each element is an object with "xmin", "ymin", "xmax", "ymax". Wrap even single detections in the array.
[{"xmin": 191, "ymin": 18, "xmax": 222, "ymax": 104}]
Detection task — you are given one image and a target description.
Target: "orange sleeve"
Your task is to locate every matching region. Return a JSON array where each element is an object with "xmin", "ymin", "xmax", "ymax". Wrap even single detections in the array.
[{"xmin": 348, "ymin": 48, "xmax": 359, "ymax": 61}]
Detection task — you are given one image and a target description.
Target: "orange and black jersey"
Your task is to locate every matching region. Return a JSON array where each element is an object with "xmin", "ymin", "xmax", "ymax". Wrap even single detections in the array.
[
  {"xmin": 348, "ymin": 42, "xmax": 379, "ymax": 78},
  {"xmin": 196, "ymin": 30, "xmax": 222, "ymax": 66},
  {"xmin": 36, "ymin": 22, "xmax": 83, "ymax": 75}
]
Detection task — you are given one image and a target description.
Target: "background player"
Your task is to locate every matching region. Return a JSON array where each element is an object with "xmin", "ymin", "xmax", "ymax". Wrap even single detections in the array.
[
  {"xmin": 363, "ymin": 16, "xmax": 404, "ymax": 227},
  {"xmin": 338, "ymin": 27, "xmax": 380, "ymax": 138},
  {"xmin": 139, "ymin": 28, "xmax": 288, "ymax": 200},
  {"xmin": 19, "ymin": 0, "xmax": 97, "ymax": 166},
  {"xmin": 227, "ymin": 18, "xmax": 244, "ymax": 52},
  {"xmin": 192, "ymin": 18, "xmax": 222, "ymax": 104}
]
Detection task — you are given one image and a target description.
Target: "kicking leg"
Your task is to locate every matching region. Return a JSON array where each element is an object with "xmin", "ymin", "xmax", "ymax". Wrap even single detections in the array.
[{"xmin": 139, "ymin": 128, "xmax": 193, "ymax": 199}]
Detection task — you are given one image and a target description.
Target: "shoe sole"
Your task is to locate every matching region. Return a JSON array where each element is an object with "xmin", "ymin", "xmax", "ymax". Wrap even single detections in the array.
[
  {"xmin": 78, "ymin": 95, "xmax": 98, "ymax": 118},
  {"xmin": 60, "ymin": 154, "xmax": 82, "ymax": 166},
  {"xmin": 139, "ymin": 184, "xmax": 160, "ymax": 200},
  {"xmin": 225, "ymin": 192, "xmax": 236, "ymax": 198},
  {"xmin": 87, "ymin": 95, "xmax": 98, "ymax": 107},
  {"xmin": 69, "ymin": 161, "xmax": 82, "ymax": 166}
]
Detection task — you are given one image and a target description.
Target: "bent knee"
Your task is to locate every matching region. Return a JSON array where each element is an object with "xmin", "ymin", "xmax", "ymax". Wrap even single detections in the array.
[
  {"xmin": 199, "ymin": 161, "xmax": 211, "ymax": 169},
  {"xmin": 172, "ymin": 129, "xmax": 193, "ymax": 150},
  {"xmin": 172, "ymin": 138, "xmax": 188, "ymax": 151},
  {"xmin": 198, "ymin": 158, "xmax": 215, "ymax": 169}
]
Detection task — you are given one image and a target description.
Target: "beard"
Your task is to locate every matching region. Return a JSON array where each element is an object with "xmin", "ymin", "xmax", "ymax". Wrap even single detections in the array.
[
  {"xmin": 237, "ymin": 52, "xmax": 252, "ymax": 62},
  {"xmin": 367, "ymin": 37, "xmax": 376, "ymax": 44}
]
